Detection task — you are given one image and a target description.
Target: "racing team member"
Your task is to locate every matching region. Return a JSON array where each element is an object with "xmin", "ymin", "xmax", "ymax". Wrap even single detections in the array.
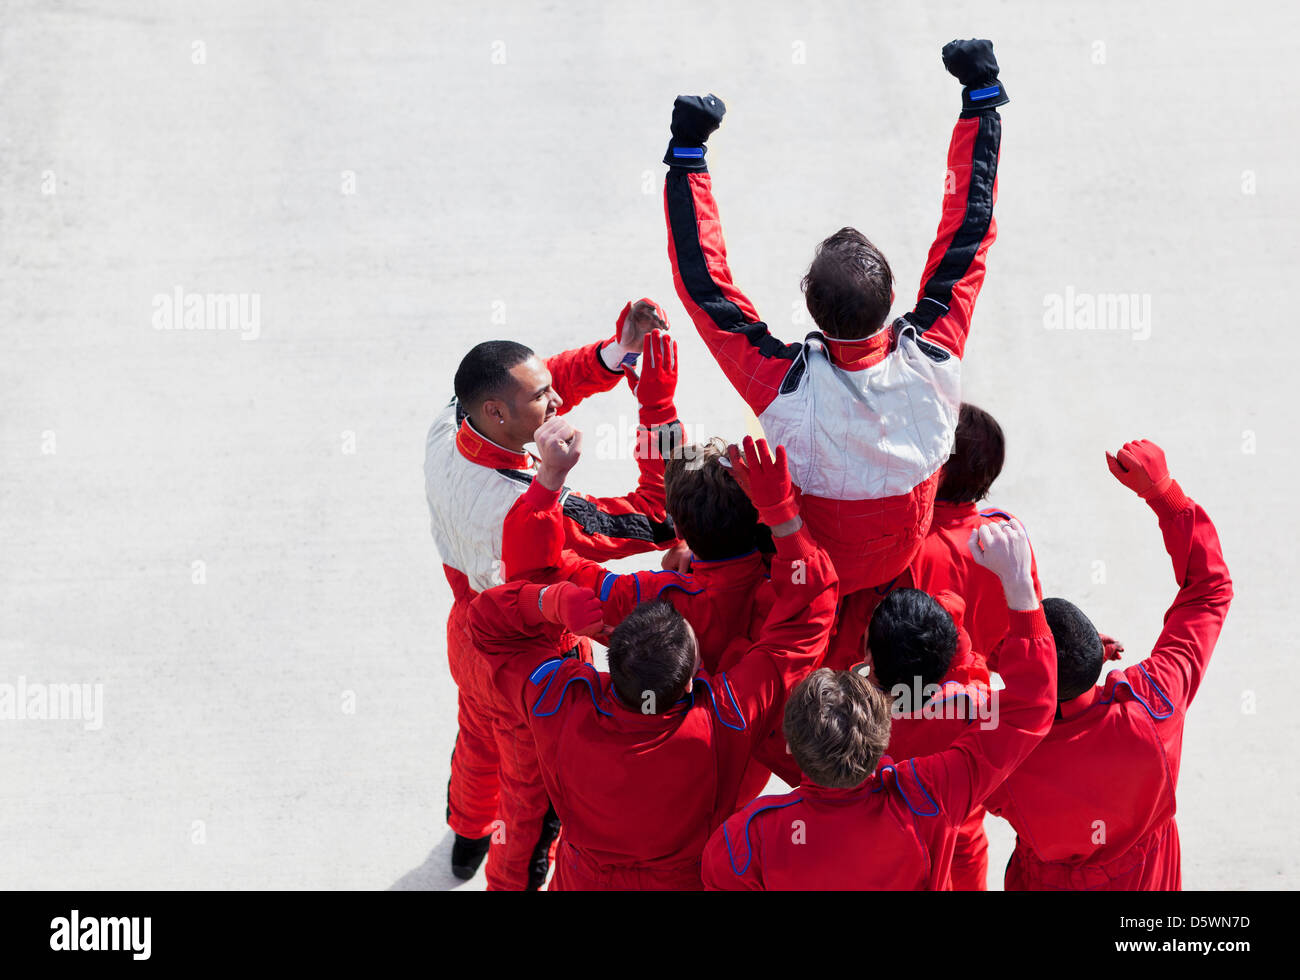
[
  {"xmin": 424, "ymin": 303, "xmax": 680, "ymax": 889},
  {"xmin": 660, "ymin": 39, "xmax": 1009, "ymax": 667},
  {"xmin": 911, "ymin": 403, "xmax": 1043, "ymax": 670},
  {"xmin": 501, "ymin": 431, "xmax": 793, "ymax": 803},
  {"xmin": 467, "ymin": 438, "xmax": 838, "ymax": 889},
  {"xmin": 869, "ymin": 589, "xmax": 994, "ymax": 890},
  {"xmin": 982, "ymin": 440, "xmax": 1233, "ymax": 890},
  {"xmin": 702, "ymin": 519, "xmax": 1055, "ymax": 890}
]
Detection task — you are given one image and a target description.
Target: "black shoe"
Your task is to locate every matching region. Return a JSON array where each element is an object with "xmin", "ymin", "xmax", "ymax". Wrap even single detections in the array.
[{"xmin": 451, "ymin": 833, "xmax": 491, "ymax": 881}]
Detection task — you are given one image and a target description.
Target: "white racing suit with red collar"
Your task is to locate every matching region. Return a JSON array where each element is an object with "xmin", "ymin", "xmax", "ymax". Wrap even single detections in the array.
[
  {"xmin": 664, "ymin": 106, "xmax": 1002, "ymax": 665},
  {"xmin": 424, "ymin": 338, "xmax": 679, "ymax": 889}
]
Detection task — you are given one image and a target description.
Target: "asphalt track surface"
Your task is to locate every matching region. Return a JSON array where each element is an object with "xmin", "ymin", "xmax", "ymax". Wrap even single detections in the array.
[{"xmin": 2, "ymin": 0, "xmax": 1296, "ymax": 889}]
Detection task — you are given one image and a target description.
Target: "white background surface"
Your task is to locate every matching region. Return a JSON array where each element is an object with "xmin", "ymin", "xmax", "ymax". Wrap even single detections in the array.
[{"xmin": 2, "ymin": 0, "xmax": 1295, "ymax": 889}]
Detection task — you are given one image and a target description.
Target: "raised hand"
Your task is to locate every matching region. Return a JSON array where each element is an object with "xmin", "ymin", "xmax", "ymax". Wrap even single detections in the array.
[
  {"xmin": 725, "ymin": 436, "xmax": 798, "ymax": 528},
  {"xmin": 615, "ymin": 297, "xmax": 670, "ymax": 354},
  {"xmin": 1106, "ymin": 439, "xmax": 1172, "ymax": 499},
  {"xmin": 624, "ymin": 330, "xmax": 678, "ymax": 424},
  {"xmin": 533, "ymin": 416, "xmax": 582, "ymax": 491},
  {"xmin": 967, "ymin": 518, "xmax": 1037, "ymax": 611},
  {"xmin": 664, "ymin": 93, "xmax": 726, "ymax": 169},
  {"xmin": 942, "ymin": 38, "xmax": 1009, "ymax": 111}
]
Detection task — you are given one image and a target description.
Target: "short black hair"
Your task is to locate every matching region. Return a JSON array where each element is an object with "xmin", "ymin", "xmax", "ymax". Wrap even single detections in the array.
[
  {"xmin": 664, "ymin": 440, "xmax": 761, "ymax": 560},
  {"xmin": 801, "ymin": 227, "xmax": 894, "ymax": 340},
  {"xmin": 1043, "ymin": 597, "xmax": 1104, "ymax": 701},
  {"xmin": 937, "ymin": 403, "xmax": 1006, "ymax": 503},
  {"xmin": 607, "ymin": 601, "xmax": 696, "ymax": 712},
  {"xmin": 453, "ymin": 340, "xmax": 534, "ymax": 411},
  {"xmin": 868, "ymin": 589, "xmax": 959, "ymax": 693}
]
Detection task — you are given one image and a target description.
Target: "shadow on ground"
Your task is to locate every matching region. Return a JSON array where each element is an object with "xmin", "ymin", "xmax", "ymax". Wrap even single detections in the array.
[{"xmin": 389, "ymin": 832, "xmax": 477, "ymax": 891}]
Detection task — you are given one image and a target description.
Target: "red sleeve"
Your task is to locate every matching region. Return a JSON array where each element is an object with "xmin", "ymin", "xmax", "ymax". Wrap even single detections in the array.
[
  {"xmin": 545, "ymin": 340, "xmax": 625, "ymax": 413},
  {"xmin": 500, "ymin": 479, "xmax": 666, "ymax": 628},
  {"xmin": 908, "ymin": 606, "xmax": 1056, "ymax": 826},
  {"xmin": 664, "ymin": 169, "xmax": 804, "ymax": 415},
  {"xmin": 723, "ymin": 526, "xmax": 839, "ymax": 746},
  {"xmin": 901, "ymin": 111, "xmax": 1001, "ymax": 360},
  {"xmin": 466, "ymin": 581, "xmax": 571, "ymax": 716},
  {"xmin": 1124, "ymin": 481, "xmax": 1233, "ymax": 712},
  {"xmin": 558, "ymin": 435, "xmax": 680, "ymax": 560}
]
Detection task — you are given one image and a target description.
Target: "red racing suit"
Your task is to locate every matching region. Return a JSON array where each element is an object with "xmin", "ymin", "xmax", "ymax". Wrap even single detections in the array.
[
  {"xmin": 701, "ymin": 605, "xmax": 1055, "ymax": 890},
  {"xmin": 468, "ymin": 525, "xmax": 838, "ymax": 890},
  {"xmin": 664, "ymin": 109, "xmax": 1002, "ymax": 601},
  {"xmin": 912, "ymin": 500, "xmax": 1044, "ymax": 671},
  {"xmin": 502, "ymin": 478, "xmax": 789, "ymax": 802},
  {"xmin": 983, "ymin": 482, "xmax": 1232, "ymax": 890},
  {"xmin": 425, "ymin": 339, "xmax": 679, "ymax": 890},
  {"xmin": 884, "ymin": 591, "xmax": 994, "ymax": 890}
]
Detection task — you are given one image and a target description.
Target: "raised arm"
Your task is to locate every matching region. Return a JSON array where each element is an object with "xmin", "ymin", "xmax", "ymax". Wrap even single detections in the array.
[
  {"xmin": 500, "ymin": 474, "xmax": 661, "ymax": 630},
  {"xmin": 718, "ymin": 438, "xmax": 838, "ymax": 742},
  {"xmin": 908, "ymin": 519, "xmax": 1056, "ymax": 824},
  {"xmin": 898, "ymin": 39, "xmax": 1008, "ymax": 360},
  {"xmin": 1105, "ymin": 440, "xmax": 1233, "ymax": 710},
  {"xmin": 662, "ymin": 95, "xmax": 804, "ymax": 415}
]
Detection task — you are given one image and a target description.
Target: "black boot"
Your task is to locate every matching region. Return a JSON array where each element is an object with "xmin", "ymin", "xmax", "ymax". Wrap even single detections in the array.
[{"xmin": 451, "ymin": 833, "xmax": 491, "ymax": 881}]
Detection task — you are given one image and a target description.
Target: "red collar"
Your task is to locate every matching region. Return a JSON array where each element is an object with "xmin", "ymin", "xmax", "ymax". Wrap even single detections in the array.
[
  {"xmin": 931, "ymin": 500, "xmax": 980, "ymax": 525},
  {"xmin": 822, "ymin": 328, "xmax": 893, "ymax": 370},
  {"xmin": 798, "ymin": 775, "xmax": 876, "ymax": 800},
  {"xmin": 1058, "ymin": 685, "xmax": 1100, "ymax": 721},
  {"xmin": 456, "ymin": 418, "xmax": 534, "ymax": 470}
]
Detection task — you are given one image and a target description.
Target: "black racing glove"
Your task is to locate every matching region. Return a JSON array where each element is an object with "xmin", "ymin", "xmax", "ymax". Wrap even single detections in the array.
[
  {"xmin": 663, "ymin": 93, "xmax": 726, "ymax": 170},
  {"xmin": 942, "ymin": 38, "xmax": 1009, "ymax": 114}
]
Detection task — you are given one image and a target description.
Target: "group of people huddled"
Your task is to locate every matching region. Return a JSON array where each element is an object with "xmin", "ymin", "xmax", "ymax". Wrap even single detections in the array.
[{"xmin": 423, "ymin": 40, "xmax": 1232, "ymax": 890}]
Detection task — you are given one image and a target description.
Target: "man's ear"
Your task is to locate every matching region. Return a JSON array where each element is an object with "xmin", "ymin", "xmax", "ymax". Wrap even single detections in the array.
[
  {"xmin": 481, "ymin": 397, "xmax": 508, "ymax": 426},
  {"xmin": 684, "ymin": 677, "xmax": 693, "ymax": 695}
]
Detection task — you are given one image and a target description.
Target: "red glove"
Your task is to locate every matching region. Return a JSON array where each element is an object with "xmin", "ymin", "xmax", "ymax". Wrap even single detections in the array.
[
  {"xmin": 623, "ymin": 330, "xmax": 678, "ymax": 425},
  {"xmin": 538, "ymin": 582, "xmax": 605, "ymax": 637},
  {"xmin": 1099, "ymin": 632, "xmax": 1124, "ymax": 662},
  {"xmin": 726, "ymin": 436, "xmax": 798, "ymax": 527},
  {"xmin": 1106, "ymin": 439, "xmax": 1172, "ymax": 499}
]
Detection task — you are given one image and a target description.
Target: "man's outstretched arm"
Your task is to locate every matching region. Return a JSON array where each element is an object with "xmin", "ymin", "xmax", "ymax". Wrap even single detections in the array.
[
  {"xmin": 662, "ymin": 95, "xmax": 804, "ymax": 415},
  {"xmin": 898, "ymin": 39, "xmax": 1008, "ymax": 360},
  {"xmin": 1105, "ymin": 440, "xmax": 1233, "ymax": 711}
]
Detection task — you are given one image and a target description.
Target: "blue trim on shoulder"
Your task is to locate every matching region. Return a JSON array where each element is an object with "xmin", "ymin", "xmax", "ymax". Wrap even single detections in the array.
[
  {"xmin": 978, "ymin": 508, "xmax": 1013, "ymax": 521},
  {"xmin": 531, "ymin": 663, "xmax": 613, "ymax": 718},
  {"xmin": 528, "ymin": 658, "xmax": 564, "ymax": 686},
  {"xmin": 693, "ymin": 675, "xmax": 747, "ymax": 731},
  {"xmin": 1102, "ymin": 666, "xmax": 1176, "ymax": 721},
  {"xmin": 723, "ymin": 796, "xmax": 803, "ymax": 876},
  {"xmin": 879, "ymin": 763, "xmax": 940, "ymax": 817}
]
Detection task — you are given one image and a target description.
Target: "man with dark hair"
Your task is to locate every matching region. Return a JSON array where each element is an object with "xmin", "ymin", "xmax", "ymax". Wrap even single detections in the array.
[
  {"xmin": 467, "ymin": 438, "xmax": 838, "ymax": 890},
  {"xmin": 983, "ymin": 440, "xmax": 1232, "ymax": 890},
  {"xmin": 870, "ymin": 588, "xmax": 996, "ymax": 890},
  {"xmin": 425, "ymin": 303, "xmax": 682, "ymax": 890},
  {"xmin": 702, "ymin": 518, "xmax": 1056, "ymax": 890},
  {"xmin": 913, "ymin": 403, "xmax": 1044, "ymax": 671},
  {"xmin": 660, "ymin": 41, "xmax": 1008, "ymax": 663}
]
